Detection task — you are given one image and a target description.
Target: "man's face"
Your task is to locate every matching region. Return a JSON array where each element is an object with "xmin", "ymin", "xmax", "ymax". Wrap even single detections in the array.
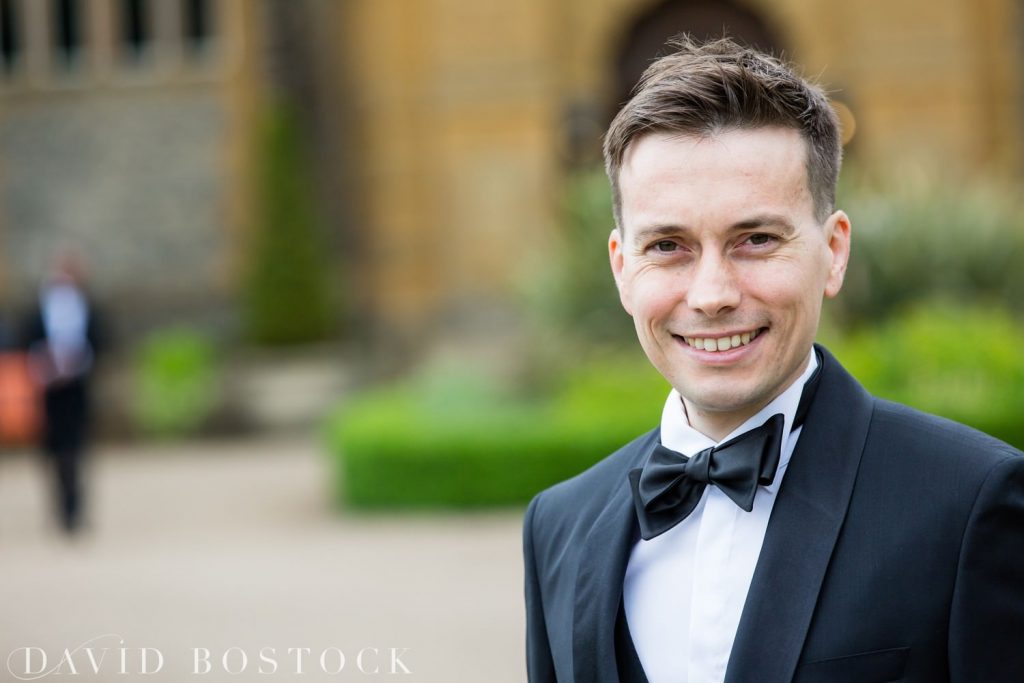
[{"xmin": 609, "ymin": 127, "xmax": 850, "ymax": 437}]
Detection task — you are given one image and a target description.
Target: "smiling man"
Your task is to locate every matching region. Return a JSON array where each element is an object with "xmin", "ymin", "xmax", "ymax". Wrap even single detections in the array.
[
  {"xmin": 523, "ymin": 37, "xmax": 1024, "ymax": 683},
  {"xmin": 610, "ymin": 126, "xmax": 846, "ymax": 442}
]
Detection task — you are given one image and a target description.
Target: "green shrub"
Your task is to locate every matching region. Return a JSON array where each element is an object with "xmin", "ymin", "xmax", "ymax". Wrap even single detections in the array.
[
  {"xmin": 521, "ymin": 167, "xmax": 634, "ymax": 348},
  {"xmin": 554, "ymin": 351, "xmax": 672, "ymax": 445},
  {"xmin": 824, "ymin": 303, "xmax": 1024, "ymax": 448},
  {"xmin": 833, "ymin": 173, "xmax": 1024, "ymax": 329},
  {"xmin": 325, "ymin": 358, "xmax": 668, "ymax": 508},
  {"xmin": 243, "ymin": 100, "xmax": 334, "ymax": 346},
  {"xmin": 135, "ymin": 328, "xmax": 218, "ymax": 438}
]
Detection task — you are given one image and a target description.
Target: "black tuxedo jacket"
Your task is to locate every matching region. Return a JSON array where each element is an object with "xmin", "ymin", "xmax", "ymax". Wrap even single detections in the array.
[{"xmin": 524, "ymin": 346, "xmax": 1024, "ymax": 682}]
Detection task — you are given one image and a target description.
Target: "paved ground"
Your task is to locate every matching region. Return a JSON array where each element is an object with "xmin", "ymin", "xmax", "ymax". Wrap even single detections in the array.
[{"xmin": 0, "ymin": 436, "xmax": 526, "ymax": 682}]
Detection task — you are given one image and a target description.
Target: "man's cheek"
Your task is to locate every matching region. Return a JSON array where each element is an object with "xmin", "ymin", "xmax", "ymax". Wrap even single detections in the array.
[{"xmin": 634, "ymin": 281, "xmax": 679, "ymax": 319}]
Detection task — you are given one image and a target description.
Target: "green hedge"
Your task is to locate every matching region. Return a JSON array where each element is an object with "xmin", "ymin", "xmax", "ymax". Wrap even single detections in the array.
[
  {"xmin": 327, "ymin": 303, "xmax": 1024, "ymax": 508},
  {"xmin": 825, "ymin": 303, "xmax": 1024, "ymax": 448},
  {"xmin": 325, "ymin": 357, "xmax": 668, "ymax": 508}
]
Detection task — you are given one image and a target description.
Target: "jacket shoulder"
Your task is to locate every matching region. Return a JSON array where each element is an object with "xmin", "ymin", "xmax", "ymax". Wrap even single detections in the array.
[
  {"xmin": 863, "ymin": 397, "xmax": 1024, "ymax": 506},
  {"xmin": 870, "ymin": 398, "xmax": 1022, "ymax": 465}
]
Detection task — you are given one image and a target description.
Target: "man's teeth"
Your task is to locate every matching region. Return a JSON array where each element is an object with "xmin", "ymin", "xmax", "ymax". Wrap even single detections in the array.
[{"xmin": 683, "ymin": 329, "xmax": 759, "ymax": 352}]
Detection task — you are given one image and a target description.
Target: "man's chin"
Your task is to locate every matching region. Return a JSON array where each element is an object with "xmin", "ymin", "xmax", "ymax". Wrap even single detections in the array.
[{"xmin": 677, "ymin": 382, "xmax": 771, "ymax": 421}]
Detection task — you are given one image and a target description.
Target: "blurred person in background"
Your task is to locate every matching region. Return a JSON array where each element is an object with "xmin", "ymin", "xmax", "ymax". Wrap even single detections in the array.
[{"xmin": 22, "ymin": 248, "xmax": 104, "ymax": 535}]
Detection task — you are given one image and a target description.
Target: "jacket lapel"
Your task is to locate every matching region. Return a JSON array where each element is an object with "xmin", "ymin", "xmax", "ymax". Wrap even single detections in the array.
[
  {"xmin": 572, "ymin": 431, "xmax": 656, "ymax": 683},
  {"xmin": 726, "ymin": 346, "xmax": 874, "ymax": 683}
]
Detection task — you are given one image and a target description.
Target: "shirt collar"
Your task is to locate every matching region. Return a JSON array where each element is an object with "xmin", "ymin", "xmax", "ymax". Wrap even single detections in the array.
[{"xmin": 659, "ymin": 348, "xmax": 819, "ymax": 462}]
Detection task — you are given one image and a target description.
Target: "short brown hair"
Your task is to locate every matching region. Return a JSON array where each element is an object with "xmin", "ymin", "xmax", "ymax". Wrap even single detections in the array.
[{"xmin": 603, "ymin": 36, "xmax": 841, "ymax": 226}]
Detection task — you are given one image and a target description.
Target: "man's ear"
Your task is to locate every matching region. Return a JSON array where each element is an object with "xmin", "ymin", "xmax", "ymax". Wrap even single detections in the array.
[
  {"xmin": 609, "ymin": 228, "xmax": 633, "ymax": 315},
  {"xmin": 823, "ymin": 210, "xmax": 851, "ymax": 299}
]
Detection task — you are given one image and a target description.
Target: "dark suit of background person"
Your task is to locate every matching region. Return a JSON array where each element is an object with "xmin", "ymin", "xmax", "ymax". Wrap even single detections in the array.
[
  {"xmin": 21, "ymin": 257, "xmax": 104, "ymax": 534},
  {"xmin": 522, "ymin": 38, "xmax": 1024, "ymax": 683}
]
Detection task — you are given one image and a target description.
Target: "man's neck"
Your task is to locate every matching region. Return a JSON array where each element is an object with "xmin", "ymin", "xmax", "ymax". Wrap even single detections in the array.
[{"xmin": 682, "ymin": 402, "xmax": 770, "ymax": 443}]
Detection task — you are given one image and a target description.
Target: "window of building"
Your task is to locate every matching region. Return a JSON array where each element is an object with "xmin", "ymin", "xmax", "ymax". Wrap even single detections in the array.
[
  {"xmin": 0, "ymin": 0, "xmax": 19, "ymax": 75},
  {"xmin": 53, "ymin": 0, "xmax": 82, "ymax": 69},
  {"xmin": 120, "ymin": 0, "xmax": 150, "ymax": 62},
  {"xmin": 183, "ymin": 0, "xmax": 211, "ymax": 55}
]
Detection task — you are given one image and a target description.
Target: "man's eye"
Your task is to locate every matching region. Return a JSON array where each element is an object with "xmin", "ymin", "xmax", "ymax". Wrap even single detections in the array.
[
  {"xmin": 746, "ymin": 233, "xmax": 775, "ymax": 246},
  {"xmin": 653, "ymin": 240, "xmax": 678, "ymax": 252}
]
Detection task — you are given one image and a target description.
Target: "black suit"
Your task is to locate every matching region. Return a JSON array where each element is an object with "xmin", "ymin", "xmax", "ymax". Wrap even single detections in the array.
[
  {"xmin": 524, "ymin": 345, "xmax": 1024, "ymax": 682},
  {"xmin": 21, "ymin": 297, "xmax": 104, "ymax": 533}
]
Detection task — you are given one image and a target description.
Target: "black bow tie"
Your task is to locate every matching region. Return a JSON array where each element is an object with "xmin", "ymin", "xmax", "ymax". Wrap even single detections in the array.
[
  {"xmin": 629, "ymin": 414, "xmax": 785, "ymax": 540},
  {"xmin": 629, "ymin": 354, "xmax": 823, "ymax": 541}
]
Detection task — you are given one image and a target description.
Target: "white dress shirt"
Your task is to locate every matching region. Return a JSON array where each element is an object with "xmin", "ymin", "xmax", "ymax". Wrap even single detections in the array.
[
  {"xmin": 40, "ymin": 283, "xmax": 93, "ymax": 380},
  {"xmin": 623, "ymin": 350, "xmax": 818, "ymax": 683}
]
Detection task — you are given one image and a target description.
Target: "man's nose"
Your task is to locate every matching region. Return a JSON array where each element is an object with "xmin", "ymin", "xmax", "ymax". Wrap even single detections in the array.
[{"xmin": 685, "ymin": 253, "xmax": 741, "ymax": 317}]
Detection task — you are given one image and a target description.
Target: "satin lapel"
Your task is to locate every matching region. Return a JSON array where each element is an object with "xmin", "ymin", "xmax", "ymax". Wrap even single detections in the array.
[
  {"xmin": 572, "ymin": 432, "xmax": 655, "ymax": 683},
  {"xmin": 726, "ymin": 346, "xmax": 874, "ymax": 683}
]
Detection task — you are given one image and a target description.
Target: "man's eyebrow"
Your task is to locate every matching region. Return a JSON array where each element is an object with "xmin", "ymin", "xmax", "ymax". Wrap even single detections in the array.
[
  {"xmin": 631, "ymin": 225, "xmax": 691, "ymax": 241},
  {"xmin": 631, "ymin": 215, "xmax": 796, "ymax": 241},
  {"xmin": 731, "ymin": 214, "xmax": 797, "ymax": 233}
]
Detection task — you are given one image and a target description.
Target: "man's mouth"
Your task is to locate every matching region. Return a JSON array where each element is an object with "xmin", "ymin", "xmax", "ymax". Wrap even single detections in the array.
[{"xmin": 680, "ymin": 328, "xmax": 763, "ymax": 352}]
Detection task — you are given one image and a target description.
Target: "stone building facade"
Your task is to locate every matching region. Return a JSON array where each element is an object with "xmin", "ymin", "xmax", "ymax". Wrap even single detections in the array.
[
  {"xmin": 0, "ymin": 0, "xmax": 254, "ymax": 339},
  {"xmin": 308, "ymin": 0, "xmax": 1024, "ymax": 345},
  {"xmin": 0, "ymin": 0, "xmax": 1020, "ymax": 346}
]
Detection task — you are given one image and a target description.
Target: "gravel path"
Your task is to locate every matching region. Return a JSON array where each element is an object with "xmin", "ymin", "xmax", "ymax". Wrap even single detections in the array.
[{"xmin": 0, "ymin": 436, "xmax": 526, "ymax": 682}]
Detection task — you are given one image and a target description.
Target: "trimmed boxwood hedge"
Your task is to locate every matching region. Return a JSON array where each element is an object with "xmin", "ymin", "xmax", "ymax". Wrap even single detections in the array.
[
  {"xmin": 824, "ymin": 303, "xmax": 1024, "ymax": 449},
  {"xmin": 326, "ymin": 303, "xmax": 1024, "ymax": 508},
  {"xmin": 324, "ymin": 357, "xmax": 668, "ymax": 508}
]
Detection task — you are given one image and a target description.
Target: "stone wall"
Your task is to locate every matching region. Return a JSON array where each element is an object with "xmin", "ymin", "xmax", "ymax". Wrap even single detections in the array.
[
  {"xmin": 0, "ymin": 0, "xmax": 254, "ymax": 341},
  {"xmin": 332, "ymin": 0, "xmax": 1023, "ymax": 347},
  {"xmin": 0, "ymin": 0, "xmax": 1019, "ymax": 350},
  {"xmin": 0, "ymin": 90, "xmax": 229, "ymax": 322}
]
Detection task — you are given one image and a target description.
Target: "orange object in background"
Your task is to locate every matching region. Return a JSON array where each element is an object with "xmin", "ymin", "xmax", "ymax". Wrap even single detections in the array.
[{"xmin": 0, "ymin": 352, "xmax": 41, "ymax": 445}]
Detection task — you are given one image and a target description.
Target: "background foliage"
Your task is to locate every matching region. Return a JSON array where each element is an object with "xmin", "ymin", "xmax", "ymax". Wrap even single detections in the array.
[
  {"xmin": 243, "ymin": 100, "xmax": 334, "ymax": 346},
  {"xmin": 135, "ymin": 328, "xmax": 219, "ymax": 438},
  {"xmin": 831, "ymin": 171, "xmax": 1024, "ymax": 328},
  {"xmin": 824, "ymin": 303, "xmax": 1024, "ymax": 448},
  {"xmin": 541, "ymin": 167, "xmax": 631, "ymax": 345},
  {"xmin": 326, "ymin": 352, "xmax": 667, "ymax": 507}
]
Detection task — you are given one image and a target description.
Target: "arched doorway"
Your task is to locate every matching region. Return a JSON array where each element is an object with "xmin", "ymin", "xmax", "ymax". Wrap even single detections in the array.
[{"xmin": 612, "ymin": 0, "xmax": 784, "ymax": 114}]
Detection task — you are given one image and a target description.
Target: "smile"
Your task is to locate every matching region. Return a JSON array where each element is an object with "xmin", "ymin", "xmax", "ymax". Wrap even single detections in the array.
[{"xmin": 682, "ymin": 328, "xmax": 762, "ymax": 352}]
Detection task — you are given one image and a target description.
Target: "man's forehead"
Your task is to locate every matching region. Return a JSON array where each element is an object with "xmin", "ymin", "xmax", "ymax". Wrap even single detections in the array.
[
  {"xmin": 621, "ymin": 128, "xmax": 812, "ymax": 194},
  {"xmin": 618, "ymin": 127, "xmax": 817, "ymax": 228},
  {"xmin": 620, "ymin": 126, "xmax": 809, "ymax": 172}
]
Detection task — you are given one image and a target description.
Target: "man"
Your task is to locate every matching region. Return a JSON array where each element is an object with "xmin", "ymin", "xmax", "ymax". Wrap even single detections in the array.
[
  {"xmin": 23, "ymin": 249, "xmax": 103, "ymax": 534},
  {"xmin": 523, "ymin": 37, "xmax": 1024, "ymax": 682}
]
